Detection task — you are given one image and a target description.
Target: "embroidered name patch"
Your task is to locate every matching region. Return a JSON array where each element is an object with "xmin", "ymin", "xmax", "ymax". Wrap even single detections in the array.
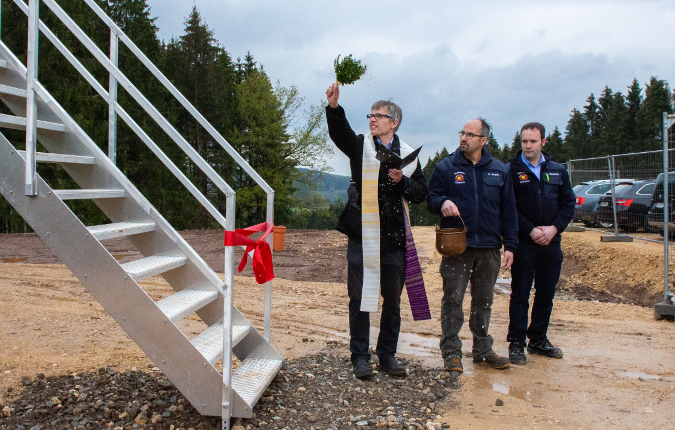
[{"xmin": 454, "ymin": 173, "xmax": 465, "ymax": 184}]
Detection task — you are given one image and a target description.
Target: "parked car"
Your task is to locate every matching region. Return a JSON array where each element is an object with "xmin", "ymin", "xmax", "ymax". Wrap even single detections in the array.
[
  {"xmin": 647, "ymin": 172, "xmax": 675, "ymax": 237},
  {"xmin": 573, "ymin": 179, "xmax": 635, "ymax": 227},
  {"xmin": 595, "ymin": 179, "xmax": 655, "ymax": 232}
]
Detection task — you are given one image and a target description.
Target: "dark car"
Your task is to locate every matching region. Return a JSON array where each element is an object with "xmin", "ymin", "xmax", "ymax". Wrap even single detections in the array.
[
  {"xmin": 573, "ymin": 179, "xmax": 635, "ymax": 227},
  {"xmin": 595, "ymin": 179, "xmax": 655, "ymax": 232},
  {"xmin": 647, "ymin": 172, "xmax": 675, "ymax": 237}
]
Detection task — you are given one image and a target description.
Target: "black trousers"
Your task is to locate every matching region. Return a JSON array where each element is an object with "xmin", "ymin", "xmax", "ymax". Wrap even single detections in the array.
[
  {"xmin": 507, "ymin": 240, "xmax": 563, "ymax": 345},
  {"xmin": 347, "ymin": 239, "xmax": 405, "ymax": 363}
]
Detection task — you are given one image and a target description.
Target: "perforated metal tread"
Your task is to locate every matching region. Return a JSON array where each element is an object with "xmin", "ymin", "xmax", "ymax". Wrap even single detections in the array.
[
  {"xmin": 156, "ymin": 289, "xmax": 219, "ymax": 323},
  {"xmin": 54, "ymin": 189, "xmax": 126, "ymax": 200},
  {"xmin": 0, "ymin": 113, "xmax": 66, "ymax": 132},
  {"xmin": 17, "ymin": 150, "xmax": 96, "ymax": 164},
  {"xmin": 88, "ymin": 222, "xmax": 156, "ymax": 241},
  {"xmin": 191, "ymin": 323, "xmax": 251, "ymax": 365},
  {"xmin": 0, "ymin": 84, "xmax": 27, "ymax": 98},
  {"xmin": 231, "ymin": 358, "xmax": 284, "ymax": 407},
  {"xmin": 121, "ymin": 255, "xmax": 187, "ymax": 281}
]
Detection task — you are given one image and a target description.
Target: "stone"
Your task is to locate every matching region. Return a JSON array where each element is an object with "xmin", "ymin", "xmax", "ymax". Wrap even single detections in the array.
[
  {"xmin": 37, "ymin": 373, "xmax": 45, "ymax": 381},
  {"xmin": 151, "ymin": 413, "xmax": 163, "ymax": 424},
  {"xmin": 308, "ymin": 414, "xmax": 317, "ymax": 423},
  {"xmin": 134, "ymin": 413, "xmax": 149, "ymax": 426},
  {"xmin": 22, "ymin": 377, "xmax": 32, "ymax": 386},
  {"xmin": 356, "ymin": 421, "xmax": 368, "ymax": 426},
  {"xmin": 386, "ymin": 415, "xmax": 396, "ymax": 423},
  {"xmin": 118, "ymin": 411, "xmax": 130, "ymax": 421},
  {"xmin": 2, "ymin": 406, "xmax": 11, "ymax": 418},
  {"xmin": 495, "ymin": 399, "xmax": 504, "ymax": 407}
]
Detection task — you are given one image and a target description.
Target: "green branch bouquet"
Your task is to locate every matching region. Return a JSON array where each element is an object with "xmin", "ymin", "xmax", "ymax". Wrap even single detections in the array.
[{"xmin": 334, "ymin": 54, "xmax": 367, "ymax": 86}]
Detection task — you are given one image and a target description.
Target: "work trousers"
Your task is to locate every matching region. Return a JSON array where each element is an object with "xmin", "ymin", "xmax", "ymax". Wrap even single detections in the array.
[
  {"xmin": 347, "ymin": 239, "xmax": 405, "ymax": 363},
  {"xmin": 507, "ymin": 240, "xmax": 563, "ymax": 345},
  {"xmin": 439, "ymin": 247, "xmax": 501, "ymax": 360}
]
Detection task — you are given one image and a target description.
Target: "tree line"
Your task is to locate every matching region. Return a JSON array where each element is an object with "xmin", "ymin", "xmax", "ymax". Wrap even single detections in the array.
[{"xmin": 0, "ymin": 0, "xmax": 332, "ymax": 233}]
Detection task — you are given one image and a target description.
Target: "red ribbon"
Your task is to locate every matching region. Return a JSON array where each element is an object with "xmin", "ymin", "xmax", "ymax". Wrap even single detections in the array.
[{"xmin": 224, "ymin": 222, "xmax": 275, "ymax": 284}]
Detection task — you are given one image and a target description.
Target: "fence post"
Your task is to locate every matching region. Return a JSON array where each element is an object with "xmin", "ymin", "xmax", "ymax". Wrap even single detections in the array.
[
  {"xmin": 24, "ymin": 0, "xmax": 40, "ymax": 196},
  {"xmin": 656, "ymin": 112, "xmax": 675, "ymax": 319},
  {"xmin": 608, "ymin": 156, "xmax": 619, "ymax": 235}
]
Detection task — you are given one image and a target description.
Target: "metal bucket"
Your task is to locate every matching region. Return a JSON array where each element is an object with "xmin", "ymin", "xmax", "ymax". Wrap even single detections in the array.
[{"xmin": 435, "ymin": 215, "xmax": 467, "ymax": 256}]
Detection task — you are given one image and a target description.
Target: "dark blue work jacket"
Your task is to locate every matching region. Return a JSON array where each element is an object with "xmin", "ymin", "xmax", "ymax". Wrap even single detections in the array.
[
  {"xmin": 507, "ymin": 151, "xmax": 575, "ymax": 243},
  {"xmin": 427, "ymin": 147, "xmax": 519, "ymax": 253}
]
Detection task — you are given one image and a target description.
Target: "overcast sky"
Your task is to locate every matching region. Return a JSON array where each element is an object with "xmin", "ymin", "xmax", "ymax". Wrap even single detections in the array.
[{"xmin": 146, "ymin": 0, "xmax": 675, "ymax": 176}]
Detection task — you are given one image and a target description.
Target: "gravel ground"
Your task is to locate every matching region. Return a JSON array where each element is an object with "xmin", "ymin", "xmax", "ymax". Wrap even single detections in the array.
[{"xmin": 0, "ymin": 345, "xmax": 460, "ymax": 430}]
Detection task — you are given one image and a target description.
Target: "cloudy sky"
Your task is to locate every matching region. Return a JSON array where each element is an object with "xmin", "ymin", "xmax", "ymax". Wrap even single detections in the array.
[{"xmin": 147, "ymin": 0, "xmax": 675, "ymax": 176}]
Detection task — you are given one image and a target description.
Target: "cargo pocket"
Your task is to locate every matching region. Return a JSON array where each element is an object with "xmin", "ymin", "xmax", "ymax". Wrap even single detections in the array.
[
  {"xmin": 483, "ymin": 172, "xmax": 503, "ymax": 201},
  {"xmin": 544, "ymin": 173, "xmax": 562, "ymax": 199}
]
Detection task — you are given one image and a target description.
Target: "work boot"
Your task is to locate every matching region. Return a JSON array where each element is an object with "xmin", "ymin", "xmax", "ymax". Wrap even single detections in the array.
[
  {"xmin": 509, "ymin": 343, "xmax": 526, "ymax": 365},
  {"xmin": 378, "ymin": 356, "xmax": 406, "ymax": 378},
  {"xmin": 473, "ymin": 352, "xmax": 510, "ymax": 369},
  {"xmin": 527, "ymin": 339, "xmax": 563, "ymax": 358},
  {"xmin": 443, "ymin": 356, "xmax": 463, "ymax": 374},
  {"xmin": 353, "ymin": 360, "xmax": 373, "ymax": 379}
]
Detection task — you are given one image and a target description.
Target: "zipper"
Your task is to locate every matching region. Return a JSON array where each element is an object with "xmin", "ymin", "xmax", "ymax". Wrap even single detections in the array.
[{"xmin": 472, "ymin": 165, "xmax": 479, "ymax": 244}]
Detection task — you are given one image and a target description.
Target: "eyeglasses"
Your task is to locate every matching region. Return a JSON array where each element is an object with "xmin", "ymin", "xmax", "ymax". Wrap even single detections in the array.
[
  {"xmin": 366, "ymin": 113, "xmax": 392, "ymax": 120},
  {"xmin": 459, "ymin": 131, "xmax": 484, "ymax": 139}
]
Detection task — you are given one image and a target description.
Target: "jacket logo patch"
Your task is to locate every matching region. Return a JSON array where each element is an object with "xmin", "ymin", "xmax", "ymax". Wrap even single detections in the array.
[
  {"xmin": 454, "ymin": 173, "xmax": 465, "ymax": 184},
  {"xmin": 518, "ymin": 172, "xmax": 529, "ymax": 183}
]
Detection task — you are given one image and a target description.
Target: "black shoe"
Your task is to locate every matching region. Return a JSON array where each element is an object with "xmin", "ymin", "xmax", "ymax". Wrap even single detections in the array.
[
  {"xmin": 353, "ymin": 360, "xmax": 373, "ymax": 379},
  {"xmin": 378, "ymin": 356, "xmax": 406, "ymax": 378},
  {"xmin": 527, "ymin": 339, "xmax": 563, "ymax": 358},
  {"xmin": 509, "ymin": 343, "xmax": 526, "ymax": 365},
  {"xmin": 473, "ymin": 352, "xmax": 510, "ymax": 369},
  {"xmin": 443, "ymin": 356, "xmax": 463, "ymax": 374}
]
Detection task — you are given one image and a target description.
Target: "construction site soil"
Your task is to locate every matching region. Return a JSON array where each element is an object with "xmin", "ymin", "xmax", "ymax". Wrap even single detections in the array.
[{"xmin": 1, "ymin": 227, "xmax": 674, "ymax": 429}]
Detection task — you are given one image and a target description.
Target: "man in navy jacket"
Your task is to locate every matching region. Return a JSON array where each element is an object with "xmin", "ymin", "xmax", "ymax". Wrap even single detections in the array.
[
  {"xmin": 506, "ymin": 122, "xmax": 575, "ymax": 365},
  {"xmin": 427, "ymin": 118, "xmax": 518, "ymax": 373}
]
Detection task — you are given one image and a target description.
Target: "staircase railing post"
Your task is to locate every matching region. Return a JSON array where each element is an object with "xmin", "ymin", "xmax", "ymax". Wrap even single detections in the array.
[
  {"xmin": 222, "ymin": 192, "xmax": 235, "ymax": 430},
  {"xmin": 108, "ymin": 30, "xmax": 118, "ymax": 164},
  {"xmin": 24, "ymin": 0, "xmax": 40, "ymax": 196},
  {"xmin": 264, "ymin": 192, "xmax": 274, "ymax": 341}
]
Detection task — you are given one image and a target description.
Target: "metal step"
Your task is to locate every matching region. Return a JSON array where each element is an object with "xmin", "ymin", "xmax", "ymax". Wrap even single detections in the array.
[
  {"xmin": 191, "ymin": 323, "xmax": 251, "ymax": 365},
  {"xmin": 232, "ymin": 358, "xmax": 284, "ymax": 408},
  {"xmin": 0, "ymin": 113, "xmax": 66, "ymax": 132},
  {"xmin": 17, "ymin": 150, "xmax": 95, "ymax": 164},
  {"xmin": 0, "ymin": 84, "xmax": 27, "ymax": 98},
  {"xmin": 156, "ymin": 289, "xmax": 219, "ymax": 323},
  {"xmin": 121, "ymin": 255, "xmax": 186, "ymax": 281},
  {"xmin": 53, "ymin": 189, "xmax": 125, "ymax": 200},
  {"xmin": 87, "ymin": 222, "xmax": 156, "ymax": 241}
]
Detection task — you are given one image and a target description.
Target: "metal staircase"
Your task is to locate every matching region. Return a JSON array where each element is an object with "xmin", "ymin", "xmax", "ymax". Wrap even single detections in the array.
[{"xmin": 0, "ymin": 0, "xmax": 284, "ymax": 428}]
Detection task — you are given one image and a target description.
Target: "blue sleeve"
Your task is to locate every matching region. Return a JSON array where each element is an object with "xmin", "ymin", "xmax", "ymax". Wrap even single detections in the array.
[
  {"xmin": 553, "ymin": 169, "xmax": 576, "ymax": 232},
  {"xmin": 500, "ymin": 170, "xmax": 519, "ymax": 253},
  {"xmin": 426, "ymin": 161, "xmax": 449, "ymax": 215}
]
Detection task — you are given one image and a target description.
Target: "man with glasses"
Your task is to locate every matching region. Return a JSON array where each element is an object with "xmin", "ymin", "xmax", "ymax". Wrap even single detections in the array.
[
  {"xmin": 325, "ymin": 83, "xmax": 428, "ymax": 379},
  {"xmin": 427, "ymin": 119, "xmax": 518, "ymax": 374},
  {"xmin": 506, "ymin": 123, "xmax": 574, "ymax": 365}
]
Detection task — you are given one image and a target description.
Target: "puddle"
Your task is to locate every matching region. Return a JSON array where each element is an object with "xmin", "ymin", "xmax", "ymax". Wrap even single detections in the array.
[
  {"xmin": 331, "ymin": 328, "xmax": 440, "ymax": 357},
  {"xmin": 474, "ymin": 376, "xmax": 532, "ymax": 401},
  {"xmin": 1, "ymin": 257, "xmax": 28, "ymax": 263},
  {"xmin": 618, "ymin": 372, "xmax": 661, "ymax": 380}
]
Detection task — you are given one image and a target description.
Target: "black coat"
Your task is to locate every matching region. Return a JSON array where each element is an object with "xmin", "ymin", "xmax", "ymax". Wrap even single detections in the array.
[
  {"xmin": 507, "ymin": 151, "xmax": 575, "ymax": 242},
  {"xmin": 326, "ymin": 105, "xmax": 428, "ymax": 251}
]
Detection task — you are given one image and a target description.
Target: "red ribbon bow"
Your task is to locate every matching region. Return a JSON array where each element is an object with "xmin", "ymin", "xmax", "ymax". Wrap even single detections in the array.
[{"xmin": 224, "ymin": 222, "xmax": 275, "ymax": 284}]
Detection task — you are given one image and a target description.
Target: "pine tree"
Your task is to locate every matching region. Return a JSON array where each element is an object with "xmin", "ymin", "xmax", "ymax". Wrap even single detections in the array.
[
  {"xmin": 544, "ymin": 127, "xmax": 566, "ymax": 162},
  {"xmin": 638, "ymin": 77, "xmax": 673, "ymax": 150},
  {"xmin": 565, "ymin": 108, "xmax": 589, "ymax": 159},
  {"xmin": 485, "ymin": 132, "xmax": 502, "ymax": 161}
]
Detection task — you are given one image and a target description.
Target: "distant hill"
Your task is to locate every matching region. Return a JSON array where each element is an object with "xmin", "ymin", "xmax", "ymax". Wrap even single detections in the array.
[{"xmin": 298, "ymin": 168, "xmax": 350, "ymax": 202}]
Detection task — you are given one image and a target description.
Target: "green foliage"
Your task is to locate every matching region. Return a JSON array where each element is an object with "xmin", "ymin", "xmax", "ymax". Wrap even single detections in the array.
[{"xmin": 334, "ymin": 54, "xmax": 367, "ymax": 85}]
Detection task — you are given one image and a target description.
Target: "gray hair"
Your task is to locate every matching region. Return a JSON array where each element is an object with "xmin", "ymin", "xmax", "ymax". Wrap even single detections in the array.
[
  {"xmin": 476, "ymin": 117, "xmax": 490, "ymax": 139},
  {"xmin": 372, "ymin": 100, "xmax": 402, "ymax": 132}
]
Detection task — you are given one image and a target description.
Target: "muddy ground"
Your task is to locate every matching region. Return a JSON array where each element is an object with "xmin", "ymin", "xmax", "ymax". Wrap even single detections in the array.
[{"xmin": 1, "ymin": 227, "xmax": 675, "ymax": 429}]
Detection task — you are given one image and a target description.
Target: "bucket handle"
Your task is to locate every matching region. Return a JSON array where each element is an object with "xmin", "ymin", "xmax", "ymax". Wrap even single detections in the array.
[{"xmin": 437, "ymin": 214, "xmax": 466, "ymax": 231}]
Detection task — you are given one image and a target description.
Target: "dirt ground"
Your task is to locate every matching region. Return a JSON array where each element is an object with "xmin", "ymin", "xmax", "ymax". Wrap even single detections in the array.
[{"xmin": 1, "ymin": 227, "xmax": 675, "ymax": 429}]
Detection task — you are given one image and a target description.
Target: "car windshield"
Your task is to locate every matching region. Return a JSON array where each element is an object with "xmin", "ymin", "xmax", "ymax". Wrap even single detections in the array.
[
  {"xmin": 609, "ymin": 184, "xmax": 633, "ymax": 195},
  {"xmin": 573, "ymin": 184, "xmax": 586, "ymax": 194}
]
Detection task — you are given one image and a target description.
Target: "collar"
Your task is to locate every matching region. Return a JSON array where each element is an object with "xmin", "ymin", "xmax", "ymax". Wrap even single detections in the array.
[{"xmin": 521, "ymin": 152, "xmax": 545, "ymax": 169}]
